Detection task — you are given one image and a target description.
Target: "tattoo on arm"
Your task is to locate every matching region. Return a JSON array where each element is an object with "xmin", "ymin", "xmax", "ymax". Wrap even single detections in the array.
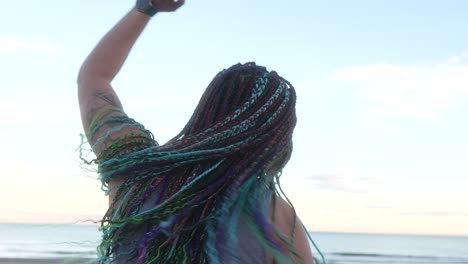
[
  {"xmin": 86, "ymin": 91, "xmax": 124, "ymax": 125},
  {"xmin": 94, "ymin": 91, "xmax": 123, "ymax": 108}
]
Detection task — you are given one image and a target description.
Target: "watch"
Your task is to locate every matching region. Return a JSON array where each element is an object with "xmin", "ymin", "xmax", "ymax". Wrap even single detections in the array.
[{"xmin": 136, "ymin": 0, "xmax": 158, "ymax": 17}]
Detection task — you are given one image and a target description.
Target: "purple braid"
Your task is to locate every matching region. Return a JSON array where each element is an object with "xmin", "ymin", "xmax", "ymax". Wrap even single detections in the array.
[{"xmin": 83, "ymin": 62, "xmax": 301, "ymax": 263}]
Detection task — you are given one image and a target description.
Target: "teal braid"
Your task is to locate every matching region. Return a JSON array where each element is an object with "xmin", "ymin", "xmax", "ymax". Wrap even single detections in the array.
[{"xmin": 80, "ymin": 62, "xmax": 314, "ymax": 263}]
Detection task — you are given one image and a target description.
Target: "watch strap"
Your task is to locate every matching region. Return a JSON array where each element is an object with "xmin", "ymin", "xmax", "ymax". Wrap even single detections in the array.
[{"xmin": 136, "ymin": 0, "xmax": 158, "ymax": 17}]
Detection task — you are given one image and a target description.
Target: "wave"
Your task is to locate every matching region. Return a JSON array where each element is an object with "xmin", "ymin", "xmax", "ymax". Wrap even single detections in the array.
[
  {"xmin": 47, "ymin": 251, "xmax": 96, "ymax": 256},
  {"xmin": 326, "ymin": 252, "xmax": 468, "ymax": 264}
]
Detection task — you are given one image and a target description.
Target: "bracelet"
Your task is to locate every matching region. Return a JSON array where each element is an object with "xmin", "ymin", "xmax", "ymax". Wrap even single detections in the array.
[{"xmin": 136, "ymin": 0, "xmax": 158, "ymax": 17}]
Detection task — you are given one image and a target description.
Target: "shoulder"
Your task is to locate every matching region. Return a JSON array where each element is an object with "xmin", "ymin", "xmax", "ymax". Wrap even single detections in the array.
[{"xmin": 272, "ymin": 196, "xmax": 315, "ymax": 264}]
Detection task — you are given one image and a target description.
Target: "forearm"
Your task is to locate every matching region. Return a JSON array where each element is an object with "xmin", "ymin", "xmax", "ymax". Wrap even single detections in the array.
[{"xmin": 78, "ymin": 8, "xmax": 151, "ymax": 84}]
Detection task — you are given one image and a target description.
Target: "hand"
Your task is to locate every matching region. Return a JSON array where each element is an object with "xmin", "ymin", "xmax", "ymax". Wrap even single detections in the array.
[{"xmin": 151, "ymin": 0, "xmax": 185, "ymax": 12}]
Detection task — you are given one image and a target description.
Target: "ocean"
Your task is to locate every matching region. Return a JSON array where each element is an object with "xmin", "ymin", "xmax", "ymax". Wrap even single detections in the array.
[{"xmin": 0, "ymin": 223, "xmax": 467, "ymax": 263}]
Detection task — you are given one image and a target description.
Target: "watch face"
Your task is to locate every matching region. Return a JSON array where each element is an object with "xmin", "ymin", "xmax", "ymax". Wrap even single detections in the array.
[{"xmin": 137, "ymin": 0, "xmax": 158, "ymax": 16}]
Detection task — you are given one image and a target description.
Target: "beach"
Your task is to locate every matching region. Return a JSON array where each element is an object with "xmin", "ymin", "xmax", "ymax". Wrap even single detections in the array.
[
  {"xmin": 0, "ymin": 259, "xmax": 93, "ymax": 264},
  {"xmin": 1, "ymin": 224, "xmax": 468, "ymax": 264}
]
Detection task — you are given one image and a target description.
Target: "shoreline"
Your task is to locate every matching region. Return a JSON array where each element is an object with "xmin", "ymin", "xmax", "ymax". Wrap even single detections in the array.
[{"xmin": 0, "ymin": 259, "xmax": 94, "ymax": 264}]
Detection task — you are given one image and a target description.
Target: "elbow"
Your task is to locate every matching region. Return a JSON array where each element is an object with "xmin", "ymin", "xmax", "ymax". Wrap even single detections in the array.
[
  {"xmin": 77, "ymin": 67, "xmax": 109, "ymax": 87},
  {"xmin": 77, "ymin": 67, "xmax": 87, "ymax": 86},
  {"xmin": 77, "ymin": 64, "xmax": 92, "ymax": 86}
]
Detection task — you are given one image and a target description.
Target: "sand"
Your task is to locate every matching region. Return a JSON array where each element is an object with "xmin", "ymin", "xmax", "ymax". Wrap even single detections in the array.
[{"xmin": 0, "ymin": 259, "xmax": 94, "ymax": 264}]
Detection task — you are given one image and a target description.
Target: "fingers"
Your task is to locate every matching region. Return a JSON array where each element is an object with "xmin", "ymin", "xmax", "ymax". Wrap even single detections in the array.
[
  {"xmin": 152, "ymin": 0, "xmax": 185, "ymax": 12},
  {"xmin": 166, "ymin": 0, "xmax": 184, "ymax": 11},
  {"xmin": 173, "ymin": 0, "xmax": 185, "ymax": 10}
]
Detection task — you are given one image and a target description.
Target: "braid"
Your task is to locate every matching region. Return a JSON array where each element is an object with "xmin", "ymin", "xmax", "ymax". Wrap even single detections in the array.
[{"xmin": 82, "ymin": 62, "xmax": 300, "ymax": 263}]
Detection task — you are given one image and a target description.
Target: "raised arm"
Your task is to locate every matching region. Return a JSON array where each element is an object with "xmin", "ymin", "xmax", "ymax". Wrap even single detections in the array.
[{"xmin": 77, "ymin": 0, "xmax": 184, "ymax": 152}]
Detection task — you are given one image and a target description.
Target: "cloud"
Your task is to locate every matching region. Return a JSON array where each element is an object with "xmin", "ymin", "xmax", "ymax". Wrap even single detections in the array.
[
  {"xmin": 388, "ymin": 211, "xmax": 468, "ymax": 217},
  {"xmin": 447, "ymin": 56, "xmax": 461, "ymax": 64},
  {"xmin": 0, "ymin": 102, "xmax": 75, "ymax": 123},
  {"xmin": 308, "ymin": 172, "xmax": 379, "ymax": 193},
  {"xmin": 0, "ymin": 37, "xmax": 59, "ymax": 54},
  {"xmin": 333, "ymin": 53, "xmax": 468, "ymax": 120},
  {"xmin": 365, "ymin": 205, "xmax": 394, "ymax": 209},
  {"xmin": 0, "ymin": 133, "xmax": 8, "ymax": 146}
]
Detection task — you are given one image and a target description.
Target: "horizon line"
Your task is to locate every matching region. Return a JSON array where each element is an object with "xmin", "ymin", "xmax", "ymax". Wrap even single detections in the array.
[{"xmin": 1, "ymin": 221, "xmax": 467, "ymax": 238}]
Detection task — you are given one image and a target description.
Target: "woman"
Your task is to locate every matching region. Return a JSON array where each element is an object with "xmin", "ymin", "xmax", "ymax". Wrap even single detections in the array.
[{"xmin": 78, "ymin": 0, "xmax": 317, "ymax": 263}]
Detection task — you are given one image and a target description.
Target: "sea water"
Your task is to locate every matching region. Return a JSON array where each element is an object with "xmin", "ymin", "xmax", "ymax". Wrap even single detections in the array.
[
  {"xmin": 0, "ymin": 223, "xmax": 467, "ymax": 263},
  {"xmin": 0, "ymin": 223, "xmax": 98, "ymax": 259},
  {"xmin": 311, "ymin": 232, "xmax": 468, "ymax": 264}
]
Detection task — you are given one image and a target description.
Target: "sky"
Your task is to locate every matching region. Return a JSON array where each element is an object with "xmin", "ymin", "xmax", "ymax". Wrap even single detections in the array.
[{"xmin": 0, "ymin": 0, "xmax": 467, "ymax": 236}]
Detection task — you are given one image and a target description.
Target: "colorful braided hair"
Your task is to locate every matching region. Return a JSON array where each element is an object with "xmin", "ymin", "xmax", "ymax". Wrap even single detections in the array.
[{"xmin": 81, "ymin": 62, "xmax": 301, "ymax": 263}]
